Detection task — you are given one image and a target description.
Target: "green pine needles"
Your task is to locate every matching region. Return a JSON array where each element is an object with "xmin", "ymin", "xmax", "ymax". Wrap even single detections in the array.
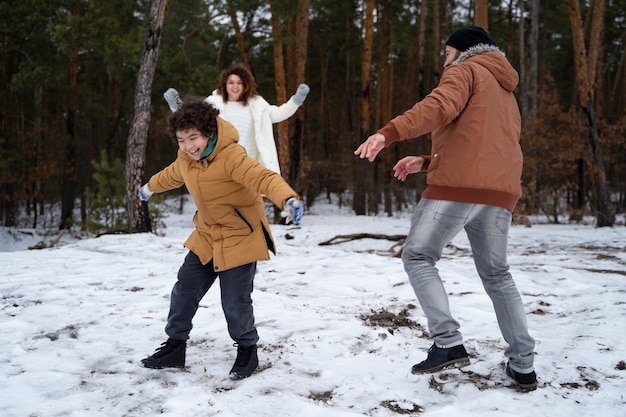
[{"xmin": 84, "ymin": 150, "xmax": 165, "ymax": 235}]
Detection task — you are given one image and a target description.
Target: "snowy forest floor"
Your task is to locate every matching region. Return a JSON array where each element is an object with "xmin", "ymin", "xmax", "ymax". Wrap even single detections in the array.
[{"xmin": 1, "ymin": 197, "xmax": 625, "ymax": 416}]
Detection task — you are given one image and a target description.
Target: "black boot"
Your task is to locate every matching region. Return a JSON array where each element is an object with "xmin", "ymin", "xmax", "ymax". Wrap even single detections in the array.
[
  {"xmin": 506, "ymin": 362, "xmax": 538, "ymax": 392},
  {"xmin": 229, "ymin": 344, "xmax": 258, "ymax": 380},
  {"xmin": 141, "ymin": 338, "xmax": 186, "ymax": 369},
  {"xmin": 411, "ymin": 343, "xmax": 470, "ymax": 374}
]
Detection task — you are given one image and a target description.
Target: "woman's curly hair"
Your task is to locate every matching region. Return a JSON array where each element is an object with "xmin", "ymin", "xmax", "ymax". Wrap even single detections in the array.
[
  {"xmin": 167, "ymin": 99, "xmax": 219, "ymax": 143},
  {"xmin": 215, "ymin": 64, "xmax": 259, "ymax": 105}
]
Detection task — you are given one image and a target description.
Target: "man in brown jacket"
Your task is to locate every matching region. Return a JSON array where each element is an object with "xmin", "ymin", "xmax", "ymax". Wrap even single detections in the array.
[
  {"xmin": 355, "ymin": 26, "xmax": 537, "ymax": 391},
  {"xmin": 138, "ymin": 100, "xmax": 303, "ymax": 379}
]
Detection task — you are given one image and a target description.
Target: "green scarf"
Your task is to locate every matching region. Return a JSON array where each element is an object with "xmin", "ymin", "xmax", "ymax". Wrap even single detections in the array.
[{"xmin": 200, "ymin": 133, "xmax": 218, "ymax": 160}]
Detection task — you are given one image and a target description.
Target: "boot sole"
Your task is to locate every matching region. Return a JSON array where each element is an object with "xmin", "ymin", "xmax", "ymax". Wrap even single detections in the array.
[
  {"xmin": 142, "ymin": 364, "xmax": 185, "ymax": 369},
  {"xmin": 411, "ymin": 357, "xmax": 471, "ymax": 375},
  {"xmin": 229, "ymin": 371, "xmax": 252, "ymax": 380},
  {"xmin": 141, "ymin": 359, "xmax": 185, "ymax": 369}
]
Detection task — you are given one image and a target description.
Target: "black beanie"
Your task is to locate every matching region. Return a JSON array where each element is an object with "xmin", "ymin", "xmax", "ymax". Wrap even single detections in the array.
[{"xmin": 445, "ymin": 26, "xmax": 497, "ymax": 52}]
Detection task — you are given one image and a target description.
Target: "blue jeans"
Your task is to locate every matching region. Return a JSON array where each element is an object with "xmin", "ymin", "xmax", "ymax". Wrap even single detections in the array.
[
  {"xmin": 402, "ymin": 198, "xmax": 535, "ymax": 373},
  {"xmin": 165, "ymin": 251, "xmax": 259, "ymax": 346}
]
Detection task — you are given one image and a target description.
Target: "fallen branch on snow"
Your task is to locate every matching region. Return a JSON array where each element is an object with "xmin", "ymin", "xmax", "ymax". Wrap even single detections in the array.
[{"xmin": 318, "ymin": 233, "xmax": 407, "ymax": 257}]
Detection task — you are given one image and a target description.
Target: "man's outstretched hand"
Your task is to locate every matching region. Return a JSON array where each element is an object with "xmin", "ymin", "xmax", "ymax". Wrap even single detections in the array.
[{"xmin": 354, "ymin": 133, "xmax": 386, "ymax": 162}]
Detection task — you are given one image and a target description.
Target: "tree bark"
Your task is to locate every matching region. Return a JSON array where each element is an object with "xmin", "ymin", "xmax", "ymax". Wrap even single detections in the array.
[
  {"xmin": 289, "ymin": 0, "xmax": 311, "ymax": 190},
  {"xmin": 567, "ymin": 0, "xmax": 614, "ymax": 226},
  {"xmin": 60, "ymin": 5, "xmax": 80, "ymax": 230},
  {"xmin": 588, "ymin": 0, "xmax": 606, "ymax": 117},
  {"xmin": 269, "ymin": 0, "xmax": 289, "ymax": 180},
  {"xmin": 126, "ymin": 0, "xmax": 168, "ymax": 233},
  {"xmin": 474, "ymin": 0, "xmax": 488, "ymax": 29},
  {"xmin": 414, "ymin": 0, "xmax": 428, "ymax": 203},
  {"xmin": 227, "ymin": 1, "xmax": 252, "ymax": 74},
  {"xmin": 353, "ymin": 0, "xmax": 375, "ymax": 216},
  {"xmin": 529, "ymin": 0, "xmax": 539, "ymax": 122},
  {"xmin": 518, "ymin": 0, "xmax": 527, "ymax": 126},
  {"xmin": 587, "ymin": 0, "xmax": 605, "ymax": 94},
  {"xmin": 608, "ymin": 35, "xmax": 625, "ymax": 114},
  {"xmin": 432, "ymin": 0, "xmax": 441, "ymax": 77},
  {"xmin": 379, "ymin": 3, "xmax": 395, "ymax": 216}
]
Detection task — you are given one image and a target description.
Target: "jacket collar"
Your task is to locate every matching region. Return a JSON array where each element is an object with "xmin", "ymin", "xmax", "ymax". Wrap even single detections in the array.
[{"xmin": 452, "ymin": 44, "xmax": 506, "ymax": 65}]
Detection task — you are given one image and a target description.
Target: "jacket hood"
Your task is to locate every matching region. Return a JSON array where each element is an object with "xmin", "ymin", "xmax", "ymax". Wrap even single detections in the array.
[
  {"xmin": 451, "ymin": 44, "xmax": 519, "ymax": 92},
  {"xmin": 214, "ymin": 117, "xmax": 239, "ymax": 149}
]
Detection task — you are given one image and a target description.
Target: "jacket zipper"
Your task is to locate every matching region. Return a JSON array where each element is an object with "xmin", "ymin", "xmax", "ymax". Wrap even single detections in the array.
[{"xmin": 234, "ymin": 209, "xmax": 253, "ymax": 233}]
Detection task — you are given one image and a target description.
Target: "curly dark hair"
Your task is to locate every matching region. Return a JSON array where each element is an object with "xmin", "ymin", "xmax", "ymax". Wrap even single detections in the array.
[
  {"xmin": 215, "ymin": 64, "xmax": 259, "ymax": 105},
  {"xmin": 167, "ymin": 99, "xmax": 219, "ymax": 143}
]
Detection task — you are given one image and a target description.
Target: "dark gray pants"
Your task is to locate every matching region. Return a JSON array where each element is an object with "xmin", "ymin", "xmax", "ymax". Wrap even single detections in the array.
[{"xmin": 165, "ymin": 251, "xmax": 259, "ymax": 346}]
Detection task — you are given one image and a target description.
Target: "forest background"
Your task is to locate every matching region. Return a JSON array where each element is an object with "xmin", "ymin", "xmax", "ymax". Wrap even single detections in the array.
[{"xmin": 1, "ymin": 0, "xmax": 625, "ymax": 235}]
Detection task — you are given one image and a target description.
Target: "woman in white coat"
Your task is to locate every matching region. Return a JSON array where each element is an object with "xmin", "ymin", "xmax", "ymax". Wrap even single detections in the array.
[{"xmin": 165, "ymin": 64, "xmax": 310, "ymax": 175}]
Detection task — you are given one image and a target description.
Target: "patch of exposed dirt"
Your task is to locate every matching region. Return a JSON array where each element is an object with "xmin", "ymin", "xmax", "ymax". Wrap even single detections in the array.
[
  {"xmin": 308, "ymin": 390, "xmax": 333, "ymax": 403},
  {"xmin": 360, "ymin": 308, "xmax": 426, "ymax": 333},
  {"xmin": 380, "ymin": 400, "xmax": 424, "ymax": 414}
]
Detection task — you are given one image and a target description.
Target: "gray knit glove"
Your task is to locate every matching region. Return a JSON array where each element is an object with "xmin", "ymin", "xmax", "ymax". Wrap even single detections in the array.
[
  {"xmin": 164, "ymin": 88, "xmax": 182, "ymax": 112},
  {"xmin": 291, "ymin": 84, "xmax": 310, "ymax": 106}
]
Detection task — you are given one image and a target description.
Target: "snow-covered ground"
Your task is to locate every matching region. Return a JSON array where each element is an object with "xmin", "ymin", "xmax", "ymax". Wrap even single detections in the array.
[{"xmin": 1, "ymin": 197, "xmax": 625, "ymax": 416}]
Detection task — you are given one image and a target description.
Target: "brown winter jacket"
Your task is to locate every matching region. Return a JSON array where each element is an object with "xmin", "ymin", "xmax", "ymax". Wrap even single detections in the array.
[
  {"xmin": 378, "ymin": 45, "xmax": 523, "ymax": 212},
  {"xmin": 148, "ymin": 117, "xmax": 298, "ymax": 271}
]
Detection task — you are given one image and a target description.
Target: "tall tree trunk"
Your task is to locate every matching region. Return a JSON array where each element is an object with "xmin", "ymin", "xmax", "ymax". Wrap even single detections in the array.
[
  {"xmin": 567, "ymin": 0, "xmax": 614, "ymax": 226},
  {"xmin": 32, "ymin": 85, "xmax": 43, "ymax": 229},
  {"xmin": 354, "ymin": 0, "xmax": 375, "ymax": 216},
  {"xmin": 474, "ymin": 0, "xmax": 488, "ymax": 29},
  {"xmin": 588, "ymin": 0, "xmax": 606, "ymax": 117},
  {"xmin": 126, "ymin": 0, "xmax": 168, "ymax": 233},
  {"xmin": 289, "ymin": 0, "xmax": 311, "ymax": 190},
  {"xmin": 269, "ymin": 0, "xmax": 289, "ymax": 180},
  {"xmin": 379, "ymin": 2, "xmax": 394, "ymax": 217},
  {"xmin": 587, "ymin": 0, "xmax": 605, "ymax": 95},
  {"xmin": 60, "ymin": 5, "xmax": 80, "ymax": 230},
  {"xmin": 518, "ymin": 0, "xmax": 527, "ymax": 126},
  {"xmin": 529, "ymin": 0, "xmax": 539, "ymax": 122},
  {"xmin": 417, "ymin": 0, "xmax": 427, "ymax": 100},
  {"xmin": 506, "ymin": 0, "xmax": 514, "ymax": 56},
  {"xmin": 295, "ymin": 0, "xmax": 310, "ymax": 87},
  {"xmin": 412, "ymin": 0, "xmax": 428, "ymax": 204},
  {"xmin": 432, "ymin": 0, "xmax": 441, "ymax": 78},
  {"xmin": 227, "ymin": 1, "xmax": 252, "ymax": 75},
  {"xmin": 81, "ymin": 38, "xmax": 93, "ymax": 228},
  {"xmin": 108, "ymin": 57, "xmax": 124, "ymax": 163},
  {"xmin": 609, "ymin": 34, "xmax": 625, "ymax": 114}
]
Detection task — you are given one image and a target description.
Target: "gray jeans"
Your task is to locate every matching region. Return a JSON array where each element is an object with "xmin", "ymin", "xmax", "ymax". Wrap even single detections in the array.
[
  {"xmin": 402, "ymin": 198, "xmax": 535, "ymax": 373},
  {"xmin": 165, "ymin": 251, "xmax": 259, "ymax": 346}
]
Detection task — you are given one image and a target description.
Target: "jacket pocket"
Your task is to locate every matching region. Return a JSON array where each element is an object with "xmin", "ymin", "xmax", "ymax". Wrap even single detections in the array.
[{"xmin": 234, "ymin": 208, "xmax": 254, "ymax": 233}]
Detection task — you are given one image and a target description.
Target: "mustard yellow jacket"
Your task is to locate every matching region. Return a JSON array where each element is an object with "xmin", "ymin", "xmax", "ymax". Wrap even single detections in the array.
[{"xmin": 148, "ymin": 117, "xmax": 298, "ymax": 271}]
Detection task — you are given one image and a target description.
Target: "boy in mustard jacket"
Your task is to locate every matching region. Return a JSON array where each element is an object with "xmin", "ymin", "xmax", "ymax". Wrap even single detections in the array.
[{"xmin": 138, "ymin": 99, "xmax": 303, "ymax": 379}]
